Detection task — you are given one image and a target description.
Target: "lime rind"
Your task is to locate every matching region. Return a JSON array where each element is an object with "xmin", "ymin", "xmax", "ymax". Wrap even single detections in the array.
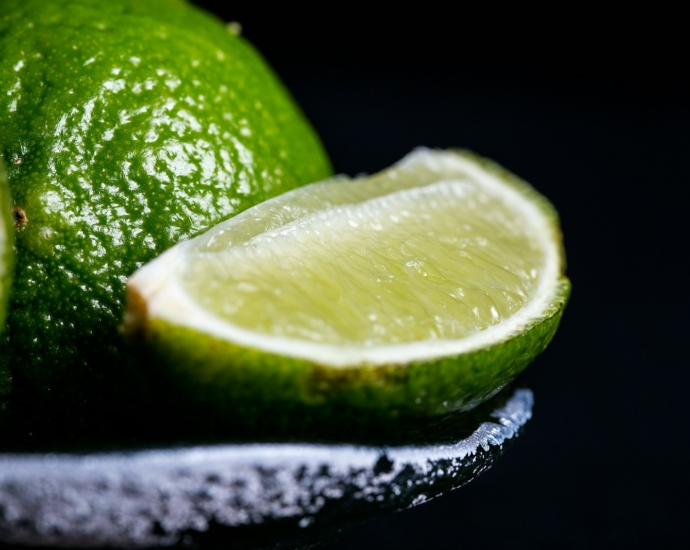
[
  {"xmin": 140, "ymin": 277, "xmax": 567, "ymax": 420},
  {"xmin": 125, "ymin": 149, "xmax": 570, "ymax": 422}
]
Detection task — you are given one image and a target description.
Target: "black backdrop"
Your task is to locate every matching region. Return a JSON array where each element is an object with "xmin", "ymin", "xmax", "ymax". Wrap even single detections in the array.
[{"xmin": 193, "ymin": 4, "xmax": 689, "ymax": 548}]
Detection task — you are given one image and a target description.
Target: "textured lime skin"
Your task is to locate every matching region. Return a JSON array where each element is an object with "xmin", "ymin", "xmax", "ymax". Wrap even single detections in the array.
[
  {"xmin": 0, "ymin": 0, "xmax": 332, "ymax": 431},
  {"xmin": 0, "ymin": 156, "xmax": 14, "ymax": 405},
  {"xmin": 128, "ymin": 151, "xmax": 571, "ymax": 441}
]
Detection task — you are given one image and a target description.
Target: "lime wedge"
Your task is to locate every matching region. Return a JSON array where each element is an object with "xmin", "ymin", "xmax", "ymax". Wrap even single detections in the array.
[{"xmin": 124, "ymin": 149, "xmax": 569, "ymax": 431}]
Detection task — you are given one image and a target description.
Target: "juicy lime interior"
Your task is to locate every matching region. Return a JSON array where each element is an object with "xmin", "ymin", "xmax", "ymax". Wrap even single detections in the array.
[{"xmin": 179, "ymin": 154, "xmax": 545, "ymax": 347}]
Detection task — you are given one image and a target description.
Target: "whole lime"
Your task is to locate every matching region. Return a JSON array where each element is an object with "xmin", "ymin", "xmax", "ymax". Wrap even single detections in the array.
[{"xmin": 0, "ymin": 0, "xmax": 331, "ymax": 440}]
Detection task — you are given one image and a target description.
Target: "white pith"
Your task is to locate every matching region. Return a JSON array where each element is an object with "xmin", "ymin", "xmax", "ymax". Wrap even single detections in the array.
[{"xmin": 128, "ymin": 149, "xmax": 563, "ymax": 367}]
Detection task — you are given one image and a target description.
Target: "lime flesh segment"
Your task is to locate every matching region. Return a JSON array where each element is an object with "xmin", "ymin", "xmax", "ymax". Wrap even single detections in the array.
[
  {"xmin": 185, "ymin": 177, "xmax": 542, "ymax": 346},
  {"xmin": 126, "ymin": 149, "xmax": 569, "ymax": 432}
]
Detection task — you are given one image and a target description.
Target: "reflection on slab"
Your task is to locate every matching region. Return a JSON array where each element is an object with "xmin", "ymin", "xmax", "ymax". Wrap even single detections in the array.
[{"xmin": 0, "ymin": 386, "xmax": 532, "ymax": 549}]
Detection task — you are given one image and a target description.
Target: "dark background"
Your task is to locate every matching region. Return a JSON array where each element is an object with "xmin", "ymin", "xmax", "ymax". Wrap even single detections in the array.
[{"xmin": 195, "ymin": 4, "xmax": 688, "ymax": 548}]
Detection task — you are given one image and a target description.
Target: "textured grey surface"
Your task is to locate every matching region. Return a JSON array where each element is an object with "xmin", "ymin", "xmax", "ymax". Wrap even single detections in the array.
[{"xmin": 0, "ymin": 388, "xmax": 532, "ymax": 548}]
